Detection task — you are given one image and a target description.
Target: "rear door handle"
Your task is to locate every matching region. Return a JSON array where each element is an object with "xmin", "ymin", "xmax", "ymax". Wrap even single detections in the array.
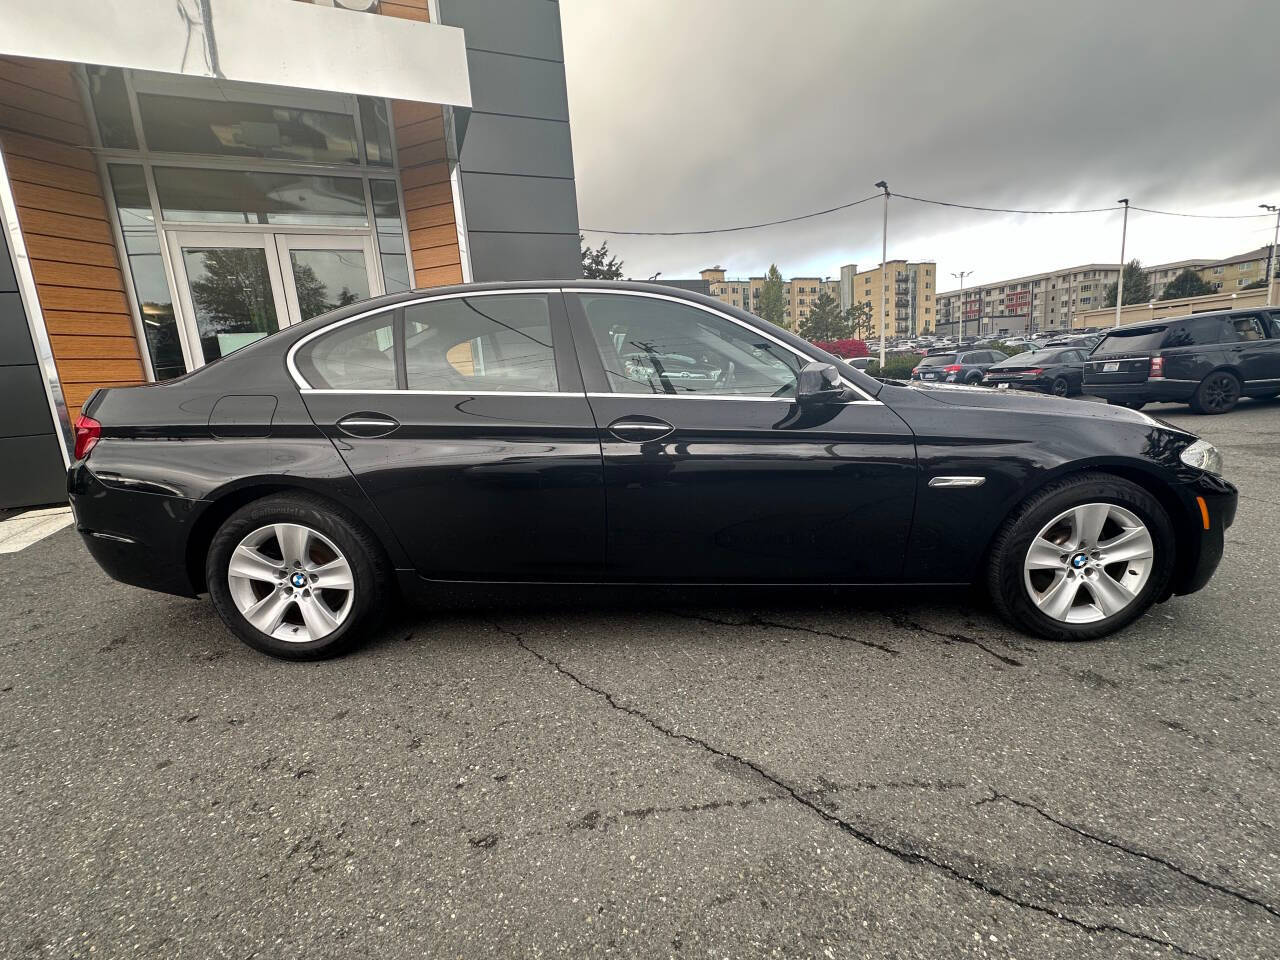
[
  {"xmin": 336, "ymin": 413, "xmax": 400, "ymax": 438},
  {"xmin": 607, "ymin": 416, "xmax": 675, "ymax": 442}
]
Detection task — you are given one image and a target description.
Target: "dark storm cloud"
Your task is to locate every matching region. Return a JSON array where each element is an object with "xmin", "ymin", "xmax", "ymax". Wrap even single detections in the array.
[{"xmin": 561, "ymin": 0, "xmax": 1280, "ymax": 285}]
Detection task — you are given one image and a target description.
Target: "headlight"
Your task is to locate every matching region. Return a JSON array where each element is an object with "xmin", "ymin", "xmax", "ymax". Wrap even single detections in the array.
[{"xmin": 1179, "ymin": 439, "xmax": 1224, "ymax": 475}]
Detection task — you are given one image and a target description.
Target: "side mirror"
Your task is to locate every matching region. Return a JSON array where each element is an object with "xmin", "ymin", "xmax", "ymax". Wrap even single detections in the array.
[{"xmin": 796, "ymin": 361, "xmax": 847, "ymax": 406}]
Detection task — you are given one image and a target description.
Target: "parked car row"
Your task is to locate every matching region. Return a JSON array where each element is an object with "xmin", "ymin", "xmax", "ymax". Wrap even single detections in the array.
[{"xmin": 900, "ymin": 309, "xmax": 1280, "ymax": 413}]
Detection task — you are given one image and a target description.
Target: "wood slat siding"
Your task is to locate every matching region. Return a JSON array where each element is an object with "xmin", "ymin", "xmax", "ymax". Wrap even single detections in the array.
[
  {"xmin": 0, "ymin": 56, "xmax": 144, "ymax": 411},
  {"xmin": 373, "ymin": 0, "xmax": 463, "ymax": 288}
]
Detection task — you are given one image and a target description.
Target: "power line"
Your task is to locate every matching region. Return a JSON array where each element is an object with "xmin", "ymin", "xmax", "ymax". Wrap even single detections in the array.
[
  {"xmin": 582, "ymin": 190, "xmax": 1276, "ymax": 237},
  {"xmin": 894, "ymin": 193, "xmax": 1115, "ymax": 215},
  {"xmin": 581, "ymin": 193, "xmax": 880, "ymax": 236},
  {"xmin": 1128, "ymin": 204, "xmax": 1272, "ymax": 220}
]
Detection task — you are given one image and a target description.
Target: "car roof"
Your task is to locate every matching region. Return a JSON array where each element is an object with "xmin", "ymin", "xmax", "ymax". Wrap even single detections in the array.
[{"xmin": 1100, "ymin": 307, "xmax": 1263, "ymax": 334}]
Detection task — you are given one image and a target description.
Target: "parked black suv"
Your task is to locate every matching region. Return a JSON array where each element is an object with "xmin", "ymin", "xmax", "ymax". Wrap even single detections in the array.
[{"xmin": 1084, "ymin": 309, "xmax": 1280, "ymax": 413}]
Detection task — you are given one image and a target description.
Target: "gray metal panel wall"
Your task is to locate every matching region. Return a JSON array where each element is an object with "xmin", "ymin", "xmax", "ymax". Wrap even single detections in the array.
[
  {"xmin": 0, "ymin": 226, "xmax": 66, "ymax": 508},
  {"xmin": 438, "ymin": 0, "xmax": 582, "ymax": 281}
]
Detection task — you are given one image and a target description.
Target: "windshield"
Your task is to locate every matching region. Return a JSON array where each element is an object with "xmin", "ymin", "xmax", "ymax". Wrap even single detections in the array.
[
  {"xmin": 1093, "ymin": 327, "xmax": 1168, "ymax": 356},
  {"xmin": 919, "ymin": 353, "xmax": 956, "ymax": 366}
]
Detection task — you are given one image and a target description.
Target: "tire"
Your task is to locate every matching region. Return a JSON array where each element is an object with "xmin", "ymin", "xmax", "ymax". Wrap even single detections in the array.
[
  {"xmin": 207, "ymin": 493, "xmax": 390, "ymax": 660},
  {"xmin": 986, "ymin": 473, "xmax": 1175, "ymax": 642},
  {"xmin": 1051, "ymin": 376, "xmax": 1069, "ymax": 397},
  {"xmin": 966, "ymin": 372, "xmax": 984, "ymax": 385},
  {"xmin": 1189, "ymin": 370, "xmax": 1242, "ymax": 415}
]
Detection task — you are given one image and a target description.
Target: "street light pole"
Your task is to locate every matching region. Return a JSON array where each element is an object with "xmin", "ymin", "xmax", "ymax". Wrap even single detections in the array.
[
  {"xmin": 876, "ymin": 181, "xmax": 890, "ymax": 368},
  {"xmin": 951, "ymin": 270, "xmax": 972, "ymax": 340},
  {"xmin": 1262, "ymin": 204, "xmax": 1279, "ymax": 308},
  {"xmin": 1114, "ymin": 198, "xmax": 1129, "ymax": 328}
]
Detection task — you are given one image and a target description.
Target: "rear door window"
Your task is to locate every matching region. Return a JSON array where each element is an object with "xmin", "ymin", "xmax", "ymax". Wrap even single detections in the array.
[
  {"xmin": 1161, "ymin": 317, "xmax": 1230, "ymax": 348},
  {"xmin": 1225, "ymin": 314, "xmax": 1267, "ymax": 342},
  {"xmin": 403, "ymin": 294, "xmax": 558, "ymax": 393}
]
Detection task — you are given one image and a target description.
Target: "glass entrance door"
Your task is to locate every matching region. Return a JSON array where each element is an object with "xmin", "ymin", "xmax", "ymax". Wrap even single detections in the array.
[
  {"xmin": 169, "ymin": 232, "xmax": 381, "ymax": 367},
  {"xmin": 277, "ymin": 235, "xmax": 377, "ymax": 324}
]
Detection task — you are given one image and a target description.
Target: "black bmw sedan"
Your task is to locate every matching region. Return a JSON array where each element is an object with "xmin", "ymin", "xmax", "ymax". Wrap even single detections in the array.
[
  {"xmin": 68, "ymin": 282, "xmax": 1236, "ymax": 660},
  {"xmin": 982, "ymin": 347, "xmax": 1089, "ymax": 396}
]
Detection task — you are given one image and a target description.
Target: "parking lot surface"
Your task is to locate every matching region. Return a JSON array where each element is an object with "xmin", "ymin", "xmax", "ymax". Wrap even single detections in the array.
[{"xmin": 2, "ymin": 400, "xmax": 1277, "ymax": 959}]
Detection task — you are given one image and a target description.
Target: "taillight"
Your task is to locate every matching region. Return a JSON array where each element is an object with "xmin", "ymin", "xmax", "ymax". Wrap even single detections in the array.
[
  {"xmin": 943, "ymin": 364, "xmax": 963, "ymax": 373},
  {"xmin": 911, "ymin": 367, "xmax": 920, "ymax": 376},
  {"xmin": 1149, "ymin": 356, "xmax": 1164, "ymax": 379},
  {"xmin": 1026, "ymin": 368, "xmax": 1044, "ymax": 375},
  {"xmin": 73, "ymin": 414, "xmax": 101, "ymax": 460}
]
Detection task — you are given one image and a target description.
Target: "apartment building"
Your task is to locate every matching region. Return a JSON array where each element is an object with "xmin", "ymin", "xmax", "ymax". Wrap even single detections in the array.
[
  {"xmin": 1147, "ymin": 259, "xmax": 1214, "ymax": 299},
  {"xmin": 1200, "ymin": 246, "xmax": 1278, "ymax": 291},
  {"xmin": 935, "ymin": 263, "xmax": 1120, "ymax": 336},
  {"xmin": 842, "ymin": 261, "xmax": 938, "ymax": 337},
  {"xmin": 696, "ymin": 267, "xmax": 840, "ymax": 330}
]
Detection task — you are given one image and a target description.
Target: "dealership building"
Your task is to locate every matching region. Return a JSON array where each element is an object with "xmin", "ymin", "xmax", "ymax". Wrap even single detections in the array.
[{"xmin": 0, "ymin": 0, "xmax": 581, "ymax": 507}]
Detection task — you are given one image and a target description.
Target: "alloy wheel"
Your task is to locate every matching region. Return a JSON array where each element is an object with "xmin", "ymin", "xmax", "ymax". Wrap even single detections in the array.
[
  {"xmin": 1202, "ymin": 373, "xmax": 1239, "ymax": 413},
  {"xmin": 1022, "ymin": 502, "xmax": 1154, "ymax": 624},
  {"xmin": 1052, "ymin": 378, "xmax": 1069, "ymax": 397},
  {"xmin": 227, "ymin": 523, "xmax": 355, "ymax": 642}
]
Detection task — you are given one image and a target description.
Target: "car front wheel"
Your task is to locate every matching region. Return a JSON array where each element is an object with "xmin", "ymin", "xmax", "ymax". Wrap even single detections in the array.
[
  {"xmin": 207, "ymin": 493, "xmax": 390, "ymax": 659},
  {"xmin": 987, "ymin": 473, "xmax": 1174, "ymax": 641}
]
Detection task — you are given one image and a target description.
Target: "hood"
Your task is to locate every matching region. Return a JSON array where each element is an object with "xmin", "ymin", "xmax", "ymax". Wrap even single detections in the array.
[{"xmin": 901, "ymin": 381, "xmax": 1195, "ymax": 435}]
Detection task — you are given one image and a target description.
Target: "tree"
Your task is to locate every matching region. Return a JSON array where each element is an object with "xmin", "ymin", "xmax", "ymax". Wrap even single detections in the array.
[
  {"xmin": 580, "ymin": 234, "xmax": 623, "ymax": 279},
  {"xmin": 798, "ymin": 290, "xmax": 846, "ymax": 341},
  {"xmin": 1103, "ymin": 259, "xmax": 1152, "ymax": 307},
  {"xmin": 758, "ymin": 264, "xmax": 787, "ymax": 328},
  {"xmin": 1159, "ymin": 268, "xmax": 1215, "ymax": 300},
  {"xmin": 844, "ymin": 300, "xmax": 873, "ymax": 339}
]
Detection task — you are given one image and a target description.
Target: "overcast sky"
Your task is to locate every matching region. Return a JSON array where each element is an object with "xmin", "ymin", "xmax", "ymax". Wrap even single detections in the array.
[{"xmin": 560, "ymin": 0, "xmax": 1280, "ymax": 291}]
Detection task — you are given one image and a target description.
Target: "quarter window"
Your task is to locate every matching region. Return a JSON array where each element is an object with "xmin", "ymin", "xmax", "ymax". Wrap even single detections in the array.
[
  {"xmin": 579, "ymin": 294, "xmax": 803, "ymax": 398},
  {"xmin": 295, "ymin": 310, "xmax": 397, "ymax": 390},
  {"xmin": 404, "ymin": 295, "xmax": 557, "ymax": 392}
]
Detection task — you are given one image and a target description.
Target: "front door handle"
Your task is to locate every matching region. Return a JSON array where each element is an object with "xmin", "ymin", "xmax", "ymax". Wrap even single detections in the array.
[
  {"xmin": 607, "ymin": 416, "xmax": 675, "ymax": 443},
  {"xmin": 336, "ymin": 412, "xmax": 400, "ymax": 438}
]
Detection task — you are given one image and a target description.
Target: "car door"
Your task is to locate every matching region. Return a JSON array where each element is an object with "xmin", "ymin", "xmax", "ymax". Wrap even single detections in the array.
[
  {"xmin": 1226, "ymin": 313, "xmax": 1280, "ymax": 390},
  {"xmin": 564, "ymin": 290, "xmax": 918, "ymax": 582},
  {"xmin": 294, "ymin": 290, "xmax": 605, "ymax": 580}
]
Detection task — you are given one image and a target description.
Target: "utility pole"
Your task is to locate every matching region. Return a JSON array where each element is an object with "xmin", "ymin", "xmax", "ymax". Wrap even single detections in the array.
[
  {"xmin": 951, "ymin": 270, "xmax": 972, "ymax": 340},
  {"xmin": 876, "ymin": 181, "xmax": 890, "ymax": 368},
  {"xmin": 1114, "ymin": 198, "xmax": 1129, "ymax": 328},
  {"xmin": 1262, "ymin": 204, "xmax": 1279, "ymax": 308}
]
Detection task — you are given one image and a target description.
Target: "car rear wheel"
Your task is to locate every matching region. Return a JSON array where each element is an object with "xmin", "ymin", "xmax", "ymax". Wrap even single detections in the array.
[
  {"xmin": 1051, "ymin": 376, "xmax": 1069, "ymax": 397},
  {"xmin": 207, "ymin": 493, "xmax": 390, "ymax": 659},
  {"xmin": 987, "ymin": 473, "xmax": 1174, "ymax": 641},
  {"xmin": 1190, "ymin": 371, "xmax": 1242, "ymax": 415}
]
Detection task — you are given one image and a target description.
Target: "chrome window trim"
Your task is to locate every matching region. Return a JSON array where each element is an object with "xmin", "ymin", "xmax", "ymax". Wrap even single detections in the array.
[
  {"xmin": 302, "ymin": 389, "xmax": 577, "ymax": 398},
  {"xmin": 567, "ymin": 287, "xmax": 881, "ymax": 404},
  {"xmin": 286, "ymin": 288, "xmax": 558, "ymax": 390},
  {"xmin": 286, "ymin": 286, "xmax": 883, "ymax": 406}
]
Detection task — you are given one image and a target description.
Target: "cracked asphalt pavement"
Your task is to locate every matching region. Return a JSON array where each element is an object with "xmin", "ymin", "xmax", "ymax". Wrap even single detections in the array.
[{"xmin": 2, "ymin": 401, "xmax": 1278, "ymax": 959}]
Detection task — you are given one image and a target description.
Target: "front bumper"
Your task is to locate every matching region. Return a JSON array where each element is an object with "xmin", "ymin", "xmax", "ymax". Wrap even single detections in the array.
[
  {"xmin": 1170, "ymin": 471, "xmax": 1237, "ymax": 597},
  {"xmin": 68, "ymin": 464, "xmax": 206, "ymax": 597}
]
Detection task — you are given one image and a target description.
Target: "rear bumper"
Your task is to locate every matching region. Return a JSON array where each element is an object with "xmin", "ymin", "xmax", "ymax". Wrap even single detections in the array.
[
  {"xmin": 68, "ymin": 464, "xmax": 205, "ymax": 597},
  {"xmin": 1084, "ymin": 380, "xmax": 1195, "ymax": 403},
  {"xmin": 1170, "ymin": 472, "xmax": 1237, "ymax": 597}
]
